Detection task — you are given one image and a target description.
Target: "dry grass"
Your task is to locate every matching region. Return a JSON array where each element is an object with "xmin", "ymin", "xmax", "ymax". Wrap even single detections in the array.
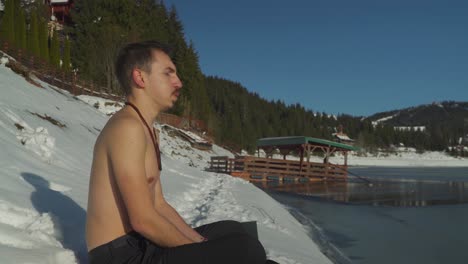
[
  {"xmin": 30, "ymin": 112, "xmax": 66, "ymax": 128},
  {"xmin": 104, "ymin": 101, "xmax": 122, "ymax": 107},
  {"xmin": 14, "ymin": 123, "xmax": 25, "ymax": 131},
  {"xmin": 6, "ymin": 60, "xmax": 43, "ymax": 88}
]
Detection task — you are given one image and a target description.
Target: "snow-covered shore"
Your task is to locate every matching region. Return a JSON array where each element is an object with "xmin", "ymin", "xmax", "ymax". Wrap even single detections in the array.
[
  {"xmin": 256, "ymin": 148, "xmax": 467, "ymax": 168},
  {"xmin": 334, "ymin": 150, "xmax": 467, "ymax": 167},
  {"xmin": 0, "ymin": 59, "xmax": 332, "ymax": 263}
]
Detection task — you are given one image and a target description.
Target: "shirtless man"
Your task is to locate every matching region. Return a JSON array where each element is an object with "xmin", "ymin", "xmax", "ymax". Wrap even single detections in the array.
[{"xmin": 86, "ymin": 41, "xmax": 270, "ymax": 264}]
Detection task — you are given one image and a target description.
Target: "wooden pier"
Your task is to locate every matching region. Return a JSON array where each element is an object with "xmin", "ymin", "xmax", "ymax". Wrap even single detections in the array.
[{"xmin": 210, "ymin": 136, "xmax": 358, "ymax": 183}]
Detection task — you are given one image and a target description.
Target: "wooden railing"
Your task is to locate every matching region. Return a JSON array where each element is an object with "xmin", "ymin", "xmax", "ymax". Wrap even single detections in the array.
[{"xmin": 210, "ymin": 156, "xmax": 348, "ymax": 181}]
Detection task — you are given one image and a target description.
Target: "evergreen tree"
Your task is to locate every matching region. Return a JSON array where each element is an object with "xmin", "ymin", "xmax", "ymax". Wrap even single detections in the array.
[
  {"xmin": 62, "ymin": 36, "xmax": 71, "ymax": 71},
  {"xmin": 15, "ymin": 7, "xmax": 27, "ymax": 50},
  {"xmin": 30, "ymin": 0, "xmax": 50, "ymax": 21},
  {"xmin": 71, "ymin": 0, "xmax": 146, "ymax": 91},
  {"xmin": 38, "ymin": 18, "xmax": 49, "ymax": 61},
  {"xmin": 166, "ymin": 6, "xmax": 190, "ymax": 115},
  {"xmin": 0, "ymin": 0, "xmax": 15, "ymax": 44},
  {"xmin": 186, "ymin": 41, "xmax": 210, "ymax": 123},
  {"xmin": 69, "ymin": 0, "xmax": 208, "ymax": 111},
  {"xmin": 49, "ymin": 31, "xmax": 60, "ymax": 67},
  {"xmin": 28, "ymin": 10, "xmax": 40, "ymax": 57},
  {"xmin": 137, "ymin": 0, "xmax": 169, "ymax": 42},
  {"xmin": 13, "ymin": 0, "xmax": 21, "ymax": 46}
]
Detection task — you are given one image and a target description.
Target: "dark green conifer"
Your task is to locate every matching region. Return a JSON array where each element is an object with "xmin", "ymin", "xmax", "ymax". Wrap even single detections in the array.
[
  {"xmin": 38, "ymin": 18, "xmax": 49, "ymax": 61},
  {"xmin": 62, "ymin": 36, "xmax": 71, "ymax": 71},
  {"xmin": 13, "ymin": 0, "xmax": 21, "ymax": 46},
  {"xmin": 49, "ymin": 31, "xmax": 60, "ymax": 67},
  {"xmin": 16, "ymin": 7, "xmax": 27, "ymax": 50},
  {"xmin": 0, "ymin": 0, "xmax": 15, "ymax": 44},
  {"xmin": 29, "ymin": 11, "xmax": 40, "ymax": 57}
]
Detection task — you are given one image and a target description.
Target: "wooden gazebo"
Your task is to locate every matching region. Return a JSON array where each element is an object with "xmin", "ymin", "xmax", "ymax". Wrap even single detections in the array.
[{"xmin": 210, "ymin": 136, "xmax": 358, "ymax": 182}]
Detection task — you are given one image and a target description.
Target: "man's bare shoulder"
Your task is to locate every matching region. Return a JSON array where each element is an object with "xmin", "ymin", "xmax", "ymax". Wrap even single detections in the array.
[{"xmin": 97, "ymin": 109, "xmax": 146, "ymax": 148}]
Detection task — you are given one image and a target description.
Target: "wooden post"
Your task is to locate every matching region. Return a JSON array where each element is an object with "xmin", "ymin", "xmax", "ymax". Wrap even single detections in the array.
[
  {"xmin": 39, "ymin": 59, "xmax": 43, "ymax": 76},
  {"xmin": 244, "ymin": 156, "xmax": 249, "ymax": 173},
  {"xmin": 62, "ymin": 70, "xmax": 66, "ymax": 91},
  {"xmin": 30, "ymin": 55, "xmax": 34, "ymax": 70},
  {"xmin": 72, "ymin": 72, "xmax": 76, "ymax": 95},
  {"xmin": 344, "ymin": 151, "xmax": 348, "ymax": 179},
  {"xmin": 225, "ymin": 157, "xmax": 229, "ymax": 173},
  {"xmin": 51, "ymin": 66, "xmax": 55, "ymax": 86},
  {"xmin": 299, "ymin": 145, "xmax": 304, "ymax": 177},
  {"xmin": 324, "ymin": 146, "xmax": 330, "ymax": 180},
  {"xmin": 18, "ymin": 49, "xmax": 22, "ymax": 63},
  {"xmin": 279, "ymin": 148, "xmax": 289, "ymax": 160}
]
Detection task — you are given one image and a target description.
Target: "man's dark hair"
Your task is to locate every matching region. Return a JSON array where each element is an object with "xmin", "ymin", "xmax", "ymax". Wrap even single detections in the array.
[{"xmin": 115, "ymin": 40, "xmax": 172, "ymax": 95}]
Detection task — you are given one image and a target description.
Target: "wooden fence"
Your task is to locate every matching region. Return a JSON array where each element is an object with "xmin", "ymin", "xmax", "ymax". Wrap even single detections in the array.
[{"xmin": 210, "ymin": 156, "xmax": 348, "ymax": 182}]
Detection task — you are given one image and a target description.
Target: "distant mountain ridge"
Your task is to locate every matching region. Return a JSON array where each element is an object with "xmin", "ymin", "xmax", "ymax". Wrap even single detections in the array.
[{"xmin": 366, "ymin": 101, "xmax": 468, "ymax": 128}]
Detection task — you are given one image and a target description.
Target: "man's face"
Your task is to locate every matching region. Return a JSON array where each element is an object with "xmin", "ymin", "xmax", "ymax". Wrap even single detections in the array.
[{"xmin": 143, "ymin": 50, "xmax": 183, "ymax": 111}]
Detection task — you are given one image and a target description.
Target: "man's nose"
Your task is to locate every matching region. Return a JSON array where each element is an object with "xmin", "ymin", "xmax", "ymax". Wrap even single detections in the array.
[{"xmin": 174, "ymin": 76, "xmax": 182, "ymax": 89}]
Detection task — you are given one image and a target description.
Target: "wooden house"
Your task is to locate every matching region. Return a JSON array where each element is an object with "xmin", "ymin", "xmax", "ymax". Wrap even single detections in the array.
[{"xmin": 46, "ymin": 0, "xmax": 74, "ymax": 24}]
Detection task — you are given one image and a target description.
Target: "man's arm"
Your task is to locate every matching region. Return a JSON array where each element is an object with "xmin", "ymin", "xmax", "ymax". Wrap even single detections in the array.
[
  {"xmin": 108, "ymin": 118, "xmax": 192, "ymax": 247},
  {"xmin": 154, "ymin": 180, "xmax": 206, "ymax": 243}
]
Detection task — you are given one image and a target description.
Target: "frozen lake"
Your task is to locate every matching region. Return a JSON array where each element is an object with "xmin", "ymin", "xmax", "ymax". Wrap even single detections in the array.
[{"xmin": 260, "ymin": 167, "xmax": 468, "ymax": 264}]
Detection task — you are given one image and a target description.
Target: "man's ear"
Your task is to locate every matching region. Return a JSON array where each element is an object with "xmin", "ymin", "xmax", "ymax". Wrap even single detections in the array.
[{"xmin": 132, "ymin": 69, "xmax": 145, "ymax": 88}]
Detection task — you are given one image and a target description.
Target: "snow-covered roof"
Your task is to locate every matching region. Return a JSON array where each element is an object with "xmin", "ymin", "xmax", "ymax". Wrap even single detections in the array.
[
  {"xmin": 333, "ymin": 133, "xmax": 352, "ymax": 141},
  {"xmin": 257, "ymin": 136, "xmax": 358, "ymax": 151},
  {"xmin": 50, "ymin": 0, "xmax": 70, "ymax": 4},
  {"xmin": 394, "ymin": 126, "xmax": 426, "ymax": 132},
  {"xmin": 332, "ymin": 132, "xmax": 354, "ymax": 142}
]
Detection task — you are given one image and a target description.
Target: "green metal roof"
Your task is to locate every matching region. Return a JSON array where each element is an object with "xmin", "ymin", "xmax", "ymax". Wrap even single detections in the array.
[{"xmin": 256, "ymin": 136, "xmax": 359, "ymax": 151}]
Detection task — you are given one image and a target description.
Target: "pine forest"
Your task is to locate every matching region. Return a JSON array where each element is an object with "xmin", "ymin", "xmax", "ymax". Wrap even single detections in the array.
[{"xmin": 0, "ymin": 0, "xmax": 466, "ymax": 156}]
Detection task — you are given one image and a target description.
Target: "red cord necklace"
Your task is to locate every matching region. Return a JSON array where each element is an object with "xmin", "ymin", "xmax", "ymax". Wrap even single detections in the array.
[{"xmin": 125, "ymin": 102, "xmax": 162, "ymax": 171}]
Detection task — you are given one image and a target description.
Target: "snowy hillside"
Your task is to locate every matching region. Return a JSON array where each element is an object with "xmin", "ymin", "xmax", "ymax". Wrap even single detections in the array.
[
  {"xmin": 366, "ymin": 101, "xmax": 468, "ymax": 128},
  {"xmin": 0, "ymin": 59, "xmax": 332, "ymax": 264}
]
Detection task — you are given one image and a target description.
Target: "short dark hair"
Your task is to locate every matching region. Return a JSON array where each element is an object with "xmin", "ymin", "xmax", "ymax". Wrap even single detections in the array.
[{"xmin": 115, "ymin": 40, "xmax": 172, "ymax": 95}]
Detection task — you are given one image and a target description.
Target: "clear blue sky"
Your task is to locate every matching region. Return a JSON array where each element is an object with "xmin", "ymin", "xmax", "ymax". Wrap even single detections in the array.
[{"xmin": 164, "ymin": 0, "xmax": 468, "ymax": 117}]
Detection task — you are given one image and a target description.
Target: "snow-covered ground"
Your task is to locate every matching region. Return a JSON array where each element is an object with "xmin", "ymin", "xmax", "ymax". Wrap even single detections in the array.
[{"xmin": 0, "ymin": 58, "xmax": 333, "ymax": 263}]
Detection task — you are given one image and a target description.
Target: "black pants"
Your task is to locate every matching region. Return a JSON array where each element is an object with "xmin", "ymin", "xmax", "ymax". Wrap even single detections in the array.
[{"xmin": 88, "ymin": 220, "xmax": 269, "ymax": 264}]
